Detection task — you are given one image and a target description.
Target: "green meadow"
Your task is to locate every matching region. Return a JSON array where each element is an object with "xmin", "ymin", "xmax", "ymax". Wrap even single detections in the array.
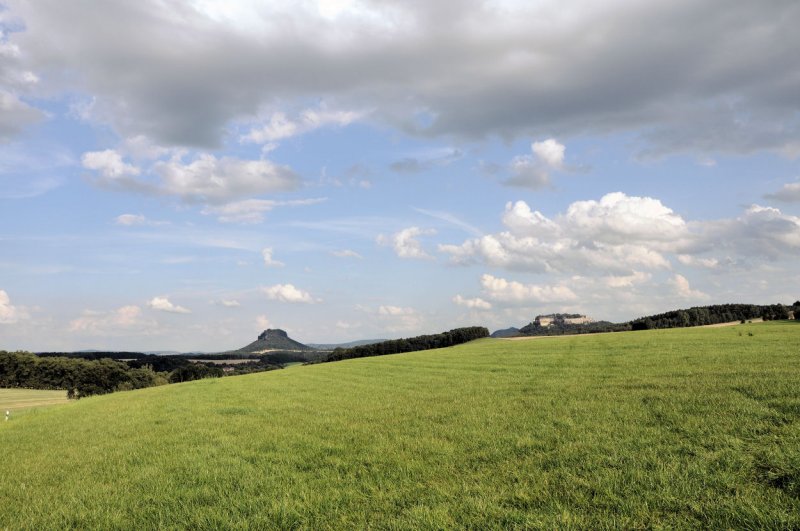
[{"xmin": 1, "ymin": 322, "xmax": 799, "ymax": 529}]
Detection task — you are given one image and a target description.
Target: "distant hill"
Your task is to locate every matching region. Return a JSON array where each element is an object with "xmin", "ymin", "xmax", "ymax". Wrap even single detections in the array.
[
  {"xmin": 307, "ymin": 339, "xmax": 386, "ymax": 350},
  {"xmin": 236, "ymin": 329, "xmax": 313, "ymax": 353},
  {"xmin": 499, "ymin": 302, "xmax": 798, "ymax": 338},
  {"xmin": 519, "ymin": 319, "xmax": 628, "ymax": 336},
  {"xmin": 491, "ymin": 327, "xmax": 520, "ymax": 338}
]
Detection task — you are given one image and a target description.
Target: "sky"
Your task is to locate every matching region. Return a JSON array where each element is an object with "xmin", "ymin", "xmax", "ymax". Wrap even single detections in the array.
[{"xmin": 1, "ymin": 0, "xmax": 799, "ymax": 351}]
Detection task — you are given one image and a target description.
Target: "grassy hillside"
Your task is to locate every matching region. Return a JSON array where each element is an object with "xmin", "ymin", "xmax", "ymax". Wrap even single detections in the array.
[{"xmin": 1, "ymin": 322, "xmax": 799, "ymax": 528}]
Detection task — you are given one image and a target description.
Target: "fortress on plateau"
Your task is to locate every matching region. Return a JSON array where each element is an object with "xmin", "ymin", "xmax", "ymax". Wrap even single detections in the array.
[{"xmin": 533, "ymin": 314, "xmax": 594, "ymax": 327}]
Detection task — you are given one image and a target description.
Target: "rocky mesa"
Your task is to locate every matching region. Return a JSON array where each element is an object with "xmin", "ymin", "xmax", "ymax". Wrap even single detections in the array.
[{"xmin": 236, "ymin": 329, "xmax": 313, "ymax": 354}]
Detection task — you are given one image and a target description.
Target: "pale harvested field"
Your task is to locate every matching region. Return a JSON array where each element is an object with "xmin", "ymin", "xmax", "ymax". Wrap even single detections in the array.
[
  {"xmin": 502, "ymin": 330, "xmax": 619, "ymax": 341},
  {"xmin": 701, "ymin": 318, "xmax": 763, "ymax": 328},
  {"xmin": 0, "ymin": 388, "xmax": 69, "ymax": 412},
  {"xmin": 503, "ymin": 320, "xmax": 764, "ymax": 341},
  {"xmin": 188, "ymin": 359, "xmax": 259, "ymax": 365}
]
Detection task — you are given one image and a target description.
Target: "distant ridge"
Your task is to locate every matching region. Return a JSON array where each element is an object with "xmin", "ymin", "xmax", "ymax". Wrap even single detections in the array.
[
  {"xmin": 237, "ymin": 329, "xmax": 313, "ymax": 353},
  {"xmin": 490, "ymin": 327, "xmax": 520, "ymax": 338},
  {"xmin": 491, "ymin": 302, "xmax": 798, "ymax": 338},
  {"xmin": 307, "ymin": 339, "xmax": 386, "ymax": 350}
]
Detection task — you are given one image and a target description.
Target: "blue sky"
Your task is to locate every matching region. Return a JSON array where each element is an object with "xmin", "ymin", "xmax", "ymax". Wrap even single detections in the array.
[{"xmin": 1, "ymin": 0, "xmax": 799, "ymax": 351}]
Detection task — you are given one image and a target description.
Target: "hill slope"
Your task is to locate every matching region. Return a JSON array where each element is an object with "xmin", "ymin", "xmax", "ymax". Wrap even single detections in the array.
[{"xmin": 1, "ymin": 322, "xmax": 799, "ymax": 528}]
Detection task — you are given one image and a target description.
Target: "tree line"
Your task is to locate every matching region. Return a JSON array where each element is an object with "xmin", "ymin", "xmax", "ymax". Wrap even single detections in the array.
[
  {"xmin": 38, "ymin": 351, "xmax": 265, "ymax": 361},
  {"xmin": 37, "ymin": 351, "xmax": 152, "ymax": 360},
  {"xmin": 0, "ymin": 351, "xmax": 282, "ymax": 398},
  {"xmin": 629, "ymin": 303, "xmax": 792, "ymax": 330},
  {"xmin": 519, "ymin": 320, "xmax": 630, "ymax": 336},
  {"xmin": 0, "ymin": 351, "xmax": 168, "ymax": 398},
  {"xmin": 38, "ymin": 349, "xmax": 310, "ymax": 366},
  {"xmin": 324, "ymin": 327, "xmax": 490, "ymax": 362},
  {"xmin": 516, "ymin": 302, "xmax": 798, "ymax": 337}
]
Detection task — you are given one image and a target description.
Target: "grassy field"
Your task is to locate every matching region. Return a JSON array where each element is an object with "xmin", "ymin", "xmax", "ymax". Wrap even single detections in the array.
[
  {"xmin": 0, "ymin": 388, "xmax": 69, "ymax": 413},
  {"xmin": 1, "ymin": 321, "xmax": 798, "ymax": 528}
]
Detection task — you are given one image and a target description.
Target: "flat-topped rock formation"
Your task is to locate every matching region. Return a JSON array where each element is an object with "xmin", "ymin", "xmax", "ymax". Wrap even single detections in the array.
[{"xmin": 237, "ymin": 329, "xmax": 313, "ymax": 353}]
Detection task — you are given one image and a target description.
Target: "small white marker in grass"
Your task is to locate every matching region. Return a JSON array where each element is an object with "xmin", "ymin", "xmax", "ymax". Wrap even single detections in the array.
[{"xmin": 4, "ymin": 410, "xmax": 8, "ymax": 421}]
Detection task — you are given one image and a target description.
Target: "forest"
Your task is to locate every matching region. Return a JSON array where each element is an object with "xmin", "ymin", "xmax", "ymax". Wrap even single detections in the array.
[
  {"xmin": 324, "ymin": 327, "xmax": 490, "ymax": 362},
  {"xmin": 0, "ymin": 351, "xmax": 282, "ymax": 398},
  {"xmin": 0, "ymin": 351, "xmax": 168, "ymax": 398},
  {"xmin": 519, "ymin": 320, "xmax": 630, "ymax": 336},
  {"xmin": 515, "ymin": 303, "xmax": 798, "ymax": 336},
  {"xmin": 629, "ymin": 303, "xmax": 795, "ymax": 330}
]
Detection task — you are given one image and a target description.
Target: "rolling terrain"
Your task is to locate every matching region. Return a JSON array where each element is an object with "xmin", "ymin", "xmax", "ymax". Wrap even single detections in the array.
[{"xmin": 1, "ymin": 322, "xmax": 798, "ymax": 528}]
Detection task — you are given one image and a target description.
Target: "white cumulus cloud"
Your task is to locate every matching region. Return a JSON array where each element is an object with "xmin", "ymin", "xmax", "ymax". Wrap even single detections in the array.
[
  {"xmin": 115, "ymin": 214, "xmax": 147, "ymax": 226},
  {"xmin": 765, "ymin": 181, "xmax": 800, "ymax": 203},
  {"xmin": 501, "ymin": 200, "xmax": 560, "ymax": 236},
  {"xmin": 670, "ymin": 274, "xmax": 708, "ymax": 300},
  {"xmin": 378, "ymin": 227, "xmax": 437, "ymax": 259},
  {"xmin": 451, "ymin": 195, "xmax": 800, "ymax": 277},
  {"xmin": 602, "ymin": 271, "xmax": 652, "ymax": 289},
  {"xmin": 82, "ymin": 149, "xmax": 140, "ymax": 179},
  {"xmin": 154, "ymin": 153, "xmax": 299, "ymax": 203},
  {"xmin": 378, "ymin": 305, "xmax": 415, "ymax": 316},
  {"xmin": 148, "ymin": 296, "xmax": 191, "ymax": 314},
  {"xmin": 452, "ymin": 295, "xmax": 492, "ymax": 310},
  {"xmin": 440, "ymin": 192, "xmax": 685, "ymax": 275},
  {"xmin": 532, "ymin": 139, "xmax": 566, "ymax": 169},
  {"xmin": 677, "ymin": 255, "xmax": 719, "ymax": 269},
  {"xmin": 243, "ymin": 107, "xmax": 362, "ymax": 144},
  {"xmin": 81, "ymin": 147, "xmax": 302, "ymax": 204},
  {"xmin": 505, "ymin": 138, "xmax": 566, "ymax": 189},
  {"xmin": 331, "ymin": 249, "xmax": 363, "ymax": 259},
  {"xmin": 262, "ymin": 284, "xmax": 316, "ymax": 304},
  {"xmin": 114, "ymin": 213, "xmax": 166, "ymax": 227},
  {"xmin": 261, "ymin": 248, "xmax": 285, "ymax": 268},
  {"xmin": 565, "ymin": 192, "xmax": 687, "ymax": 244},
  {"xmin": 376, "ymin": 305, "xmax": 422, "ymax": 332},
  {"xmin": 255, "ymin": 315, "xmax": 272, "ymax": 329},
  {"xmin": 68, "ymin": 305, "xmax": 154, "ymax": 335},
  {"xmin": 0, "ymin": 290, "xmax": 28, "ymax": 324},
  {"xmin": 480, "ymin": 274, "xmax": 578, "ymax": 304},
  {"xmin": 441, "ymin": 231, "xmax": 670, "ymax": 274},
  {"xmin": 724, "ymin": 205, "xmax": 800, "ymax": 257}
]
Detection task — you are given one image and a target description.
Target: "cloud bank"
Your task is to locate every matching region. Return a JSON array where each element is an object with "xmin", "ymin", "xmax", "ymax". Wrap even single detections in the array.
[
  {"xmin": 6, "ymin": 0, "xmax": 800, "ymax": 156},
  {"xmin": 440, "ymin": 192, "xmax": 800, "ymax": 275}
]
